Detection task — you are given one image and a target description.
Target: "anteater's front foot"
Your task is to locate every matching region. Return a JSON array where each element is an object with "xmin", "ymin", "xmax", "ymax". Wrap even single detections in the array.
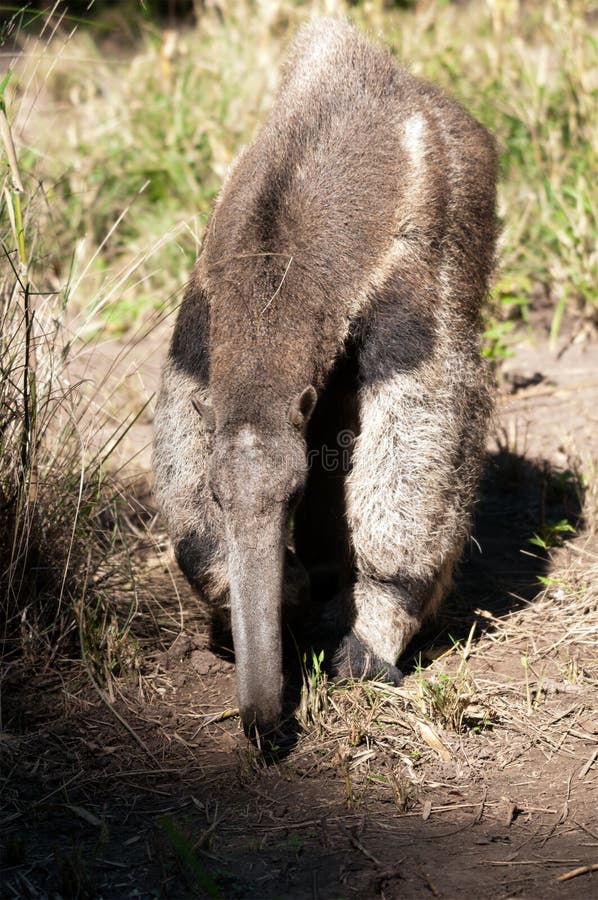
[{"xmin": 331, "ymin": 631, "xmax": 403, "ymax": 686}]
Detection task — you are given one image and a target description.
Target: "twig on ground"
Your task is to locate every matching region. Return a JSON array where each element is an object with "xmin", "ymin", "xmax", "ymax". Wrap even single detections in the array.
[
  {"xmin": 201, "ymin": 707, "xmax": 240, "ymax": 726},
  {"xmin": 578, "ymin": 747, "xmax": 598, "ymax": 780},
  {"xmin": 557, "ymin": 863, "xmax": 598, "ymax": 882}
]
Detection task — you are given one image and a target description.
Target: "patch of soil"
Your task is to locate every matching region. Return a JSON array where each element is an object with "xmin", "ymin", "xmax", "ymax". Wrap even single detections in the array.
[
  {"xmin": 1, "ymin": 330, "xmax": 597, "ymax": 899},
  {"xmin": 2, "ymin": 649, "xmax": 597, "ymax": 899}
]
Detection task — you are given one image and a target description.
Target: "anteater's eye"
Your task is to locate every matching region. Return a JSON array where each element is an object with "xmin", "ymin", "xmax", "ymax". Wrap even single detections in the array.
[{"xmin": 210, "ymin": 487, "xmax": 222, "ymax": 509}]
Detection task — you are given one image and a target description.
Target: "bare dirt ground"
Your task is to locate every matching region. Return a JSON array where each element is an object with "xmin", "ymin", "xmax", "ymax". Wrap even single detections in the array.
[{"xmin": 1, "ymin": 322, "xmax": 597, "ymax": 899}]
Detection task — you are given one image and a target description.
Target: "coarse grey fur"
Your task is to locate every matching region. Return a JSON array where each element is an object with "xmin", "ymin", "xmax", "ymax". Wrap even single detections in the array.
[{"xmin": 153, "ymin": 18, "xmax": 498, "ymax": 736}]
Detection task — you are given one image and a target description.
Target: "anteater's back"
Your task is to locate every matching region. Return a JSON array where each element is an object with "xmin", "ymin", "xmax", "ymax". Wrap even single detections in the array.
[{"xmin": 198, "ymin": 18, "xmax": 497, "ymax": 423}]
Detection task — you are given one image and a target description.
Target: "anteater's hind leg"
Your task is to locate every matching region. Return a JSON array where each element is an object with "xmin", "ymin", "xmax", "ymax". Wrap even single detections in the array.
[{"xmin": 333, "ymin": 292, "xmax": 491, "ymax": 683}]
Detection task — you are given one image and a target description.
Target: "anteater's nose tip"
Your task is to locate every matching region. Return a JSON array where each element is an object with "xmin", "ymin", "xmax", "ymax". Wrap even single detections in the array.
[{"xmin": 241, "ymin": 704, "xmax": 283, "ymax": 746}]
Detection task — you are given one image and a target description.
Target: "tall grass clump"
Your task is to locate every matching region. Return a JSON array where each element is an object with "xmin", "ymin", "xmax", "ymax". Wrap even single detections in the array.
[{"xmin": 0, "ymin": 71, "xmax": 143, "ymax": 671}]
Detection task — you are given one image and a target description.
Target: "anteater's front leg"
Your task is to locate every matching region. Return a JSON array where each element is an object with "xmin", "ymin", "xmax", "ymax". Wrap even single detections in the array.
[
  {"xmin": 154, "ymin": 363, "xmax": 229, "ymax": 611},
  {"xmin": 333, "ymin": 293, "xmax": 491, "ymax": 682}
]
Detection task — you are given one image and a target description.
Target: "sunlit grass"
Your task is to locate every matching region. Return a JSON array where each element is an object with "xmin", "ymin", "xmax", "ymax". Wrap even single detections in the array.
[
  {"xmin": 372, "ymin": 0, "xmax": 597, "ymax": 350},
  {"xmin": 3, "ymin": 0, "xmax": 595, "ymax": 344}
]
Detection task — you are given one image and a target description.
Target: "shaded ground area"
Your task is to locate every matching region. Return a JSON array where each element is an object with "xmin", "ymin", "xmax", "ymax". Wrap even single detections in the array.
[
  {"xmin": 1, "ymin": 332, "xmax": 597, "ymax": 898},
  {"xmin": 2, "ymin": 645, "xmax": 597, "ymax": 900}
]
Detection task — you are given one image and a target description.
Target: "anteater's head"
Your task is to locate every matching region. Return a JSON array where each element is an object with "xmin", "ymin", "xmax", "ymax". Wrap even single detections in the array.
[{"xmin": 195, "ymin": 386, "xmax": 317, "ymax": 739}]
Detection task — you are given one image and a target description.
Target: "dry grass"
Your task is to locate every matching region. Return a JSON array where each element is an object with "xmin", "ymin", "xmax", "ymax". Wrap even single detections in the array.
[
  {"xmin": 0, "ymin": 55, "xmax": 166, "ymax": 681},
  {"xmin": 286, "ymin": 529, "xmax": 598, "ymax": 793}
]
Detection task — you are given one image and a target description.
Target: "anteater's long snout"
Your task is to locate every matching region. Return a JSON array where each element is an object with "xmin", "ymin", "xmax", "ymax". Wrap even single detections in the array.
[{"xmin": 225, "ymin": 516, "xmax": 285, "ymax": 738}]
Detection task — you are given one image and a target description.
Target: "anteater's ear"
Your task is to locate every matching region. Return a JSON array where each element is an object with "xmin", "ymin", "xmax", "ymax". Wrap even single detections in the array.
[
  {"xmin": 191, "ymin": 392, "xmax": 216, "ymax": 432},
  {"xmin": 288, "ymin": 385, "xmax": 317, "ymax": 430}
]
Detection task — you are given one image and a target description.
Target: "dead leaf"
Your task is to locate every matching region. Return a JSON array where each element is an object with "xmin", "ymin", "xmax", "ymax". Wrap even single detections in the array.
[
  {"xmin": 64, "ymin": 804, "xmax": 102, "ymax": 827},
  {"xmin": 417, "ymin": 722, "xmax": 452, "ymax": 761}
]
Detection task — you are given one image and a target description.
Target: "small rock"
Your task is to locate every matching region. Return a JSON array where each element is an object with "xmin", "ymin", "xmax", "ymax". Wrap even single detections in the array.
[{"xmin": 190, "ymin": 649, "xmax": 215, "ymax": 675}]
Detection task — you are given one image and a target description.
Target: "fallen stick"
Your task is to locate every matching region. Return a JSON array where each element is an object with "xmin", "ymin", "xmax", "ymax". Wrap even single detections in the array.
[
  {"xmin": 201, "ymin": 707, "xmax": 239, "ymax": 726},
  {"xmin": 578, "ymin": 747, "xmax": 598, "ymax": 780},
  {"xmin": 557, "ymin": 863, "xmax": 598, "ymax": 882}
]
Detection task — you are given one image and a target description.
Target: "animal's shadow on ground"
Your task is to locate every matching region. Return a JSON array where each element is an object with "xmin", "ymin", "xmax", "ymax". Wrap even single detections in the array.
[
  {"xmin": 398, "ymin": 447, "xmax": 583, "ymax": 672},
  {"xmin": 263, "ymin": 447, "xmax": 584, "ymax": 744}
]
